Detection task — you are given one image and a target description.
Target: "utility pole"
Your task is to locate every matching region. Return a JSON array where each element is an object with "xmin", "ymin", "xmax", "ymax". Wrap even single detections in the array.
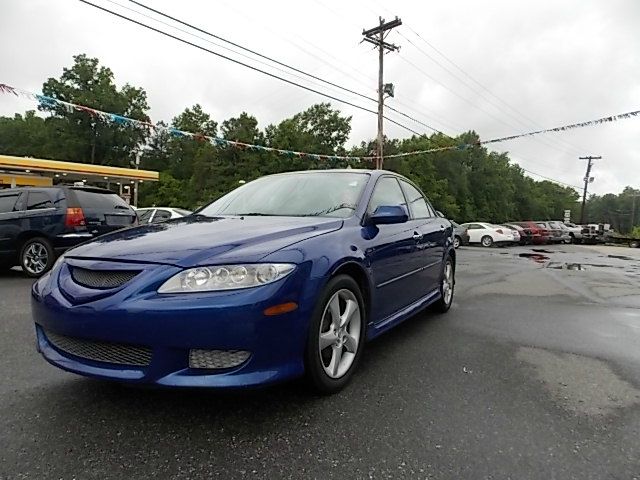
[
  {"xmin": 630, "ymin": 193, "xmax": 640, "ymax": 232},
  {"xmin": 362, "ymin": 16, "xmax": 401, "ymax": 170},
  {"xmin": 579, "ymin": 155, "xmax": 601, "ymax": 224}
]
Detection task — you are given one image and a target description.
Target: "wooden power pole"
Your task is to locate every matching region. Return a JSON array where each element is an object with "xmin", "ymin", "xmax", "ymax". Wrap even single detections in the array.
[
  {"xmin": 579, "ymin": 155, "xmax": 601, "ymax": 224},
  {"xmin": 362, "ymin": 17, "xmax": 401, "ymax": 170}
]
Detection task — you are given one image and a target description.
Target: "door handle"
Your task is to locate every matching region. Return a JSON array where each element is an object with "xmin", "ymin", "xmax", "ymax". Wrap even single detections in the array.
[{"xmin": 412, "ymin": 232, "xmax": 423, "ymax": 240}]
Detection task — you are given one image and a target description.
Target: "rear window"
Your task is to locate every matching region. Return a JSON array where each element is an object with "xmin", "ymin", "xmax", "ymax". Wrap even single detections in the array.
[
  {"xmin": 72, "ymin": 189, "xmax": 132, "ymax": 212},
  {"xmin": 0, "ymin": 193, "xmax": 21, "ymax": 213},
  {"xmin": 137, "ymin": 209, "xmax": 153, "ymax": 222}
]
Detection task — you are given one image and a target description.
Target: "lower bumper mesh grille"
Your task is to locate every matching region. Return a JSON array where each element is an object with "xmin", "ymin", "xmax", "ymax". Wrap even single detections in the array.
[
  {"xmin": 189, "ymin": 349, "xmax": 250, "ymax": 369},
  {"xmin": 45, "ymin": 330, "xmax": 152, "ymax": 367}
]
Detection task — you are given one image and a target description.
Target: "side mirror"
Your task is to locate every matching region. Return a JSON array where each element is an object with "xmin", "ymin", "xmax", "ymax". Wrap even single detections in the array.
[{"xmin": 368, "ymin": 205, "xmax": 408, "ymax": 225}]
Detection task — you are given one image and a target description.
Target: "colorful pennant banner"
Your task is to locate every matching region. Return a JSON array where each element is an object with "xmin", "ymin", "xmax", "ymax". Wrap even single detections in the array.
[{"xmin": 1, "ymin": 82, "xmax": 638, "ymax": 162}]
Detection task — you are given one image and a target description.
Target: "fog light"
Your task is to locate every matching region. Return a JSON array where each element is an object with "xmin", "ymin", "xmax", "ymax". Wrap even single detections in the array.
[{"xmin": 189, "ymin": 349, "xmax": 250, "ymax": 369}]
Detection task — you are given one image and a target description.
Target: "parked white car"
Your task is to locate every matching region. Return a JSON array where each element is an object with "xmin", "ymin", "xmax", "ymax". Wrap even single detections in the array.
[
  {"xmin": 461, "ymin": 222, "xmax": 515, "ymax": 247},
  {"xmin": 136, "ymin": 207, "xmax": 192, "ymax": 224},
  {"xmin": 500, "ymin": 224, "xmax": 521, "ymax": 244},
  {"xmin": 563, "ymin": 222, "xmax": 583, "ymax": 241}
]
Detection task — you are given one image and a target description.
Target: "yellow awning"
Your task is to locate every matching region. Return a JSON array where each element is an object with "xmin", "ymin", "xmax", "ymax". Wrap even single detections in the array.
[{"xmin": 0, "ymin": 155, "xmax": 159, "ymax": 182}]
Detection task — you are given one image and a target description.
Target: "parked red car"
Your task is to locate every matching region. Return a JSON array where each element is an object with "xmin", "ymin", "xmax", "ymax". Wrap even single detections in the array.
[{"xmin": 513, "ymin": 221, "xmax": 550, "ymax": 245}]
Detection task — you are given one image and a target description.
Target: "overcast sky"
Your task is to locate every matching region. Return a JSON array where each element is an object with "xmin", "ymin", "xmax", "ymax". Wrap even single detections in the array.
[{"xmin": 1, "ymin": 0, "xmax": 638, "ymax": 194}]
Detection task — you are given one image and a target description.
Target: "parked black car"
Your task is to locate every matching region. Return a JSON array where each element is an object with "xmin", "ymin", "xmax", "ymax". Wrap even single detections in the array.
[{"xmin": 0, "ymin": 186, "xmax": 137, "ymax": 277}]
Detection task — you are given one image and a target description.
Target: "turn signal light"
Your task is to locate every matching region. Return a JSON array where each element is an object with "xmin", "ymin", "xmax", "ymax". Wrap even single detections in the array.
[
  {"xmin": 263, "ymin": 302, "xmax": 298, "ymax": 316},
  {"xmin": 65, "ymin": 207, "xmax": 86, "ymax": 227}
]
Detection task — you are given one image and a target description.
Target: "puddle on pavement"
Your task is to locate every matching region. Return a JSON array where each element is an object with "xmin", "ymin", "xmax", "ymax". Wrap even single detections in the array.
[
  {"xmin": 518, "ymin": 253, "xmax": 549, "ymax": 263},
  {"xmin": 546, "ymin": 262, "xmax": 586, "ymax": 271},
  {"xmin": 608, "ymin": 254, "xmax": 634, "ymax": 261}
]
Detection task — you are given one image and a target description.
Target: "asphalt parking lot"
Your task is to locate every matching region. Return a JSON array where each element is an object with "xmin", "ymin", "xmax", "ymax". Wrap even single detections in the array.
[{"xmin": 1, "ymin": 244, "xmax": 640, "ymax": 479}]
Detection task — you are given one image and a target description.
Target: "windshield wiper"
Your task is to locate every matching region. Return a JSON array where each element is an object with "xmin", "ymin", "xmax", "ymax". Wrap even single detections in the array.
[
  {"xmin": 234, "ymin": 212, "xmax": 277, "ymax": 216},
  {"xmin": 300, "ymin": 203, "xmax": 357, "ymax": 217}
]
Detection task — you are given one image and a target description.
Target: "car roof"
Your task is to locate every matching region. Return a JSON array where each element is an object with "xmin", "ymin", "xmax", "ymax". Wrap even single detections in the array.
[{"xmin": 261, "ymin": 169, "xmax": 410, "ymax": 181}]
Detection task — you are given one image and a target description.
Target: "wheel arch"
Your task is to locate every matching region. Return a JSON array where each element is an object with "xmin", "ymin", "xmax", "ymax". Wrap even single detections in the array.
[
  {"xmin": 15, "ymin": 231, "xmax": 53, "ymax": 258},
  {"xmin": 329, "ymin": 261, "xmax": 372, "ymax": 321}
]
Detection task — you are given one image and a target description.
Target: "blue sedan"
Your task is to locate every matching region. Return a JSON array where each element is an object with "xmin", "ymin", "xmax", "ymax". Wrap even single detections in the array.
[{"xmin": 32, "ymin": 170, "xmax": 456, "ymax": 393}]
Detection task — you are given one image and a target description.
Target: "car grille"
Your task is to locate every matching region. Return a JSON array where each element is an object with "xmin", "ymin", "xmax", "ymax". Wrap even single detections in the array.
[
  {"xmin": 45, "ymin": 330, "xmax": 152, "ymax": 367},
  {"xmin": 70, "ymin": 267, "xmax": 140, "ymax": 289},
  {"xmin": 189, "ymin": 349, "xmax": 251, "ymax": 369}
]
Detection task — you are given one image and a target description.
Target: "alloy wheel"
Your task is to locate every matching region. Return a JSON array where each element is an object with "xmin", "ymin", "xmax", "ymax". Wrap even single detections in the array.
[
  {"xmin": 453, "ymin": 236, "xmax": 461, "ymax": 249},
  {"xmin": 23, "ymin": 242, "xmax": 48, "ymax": 275},
  {"xmin": 318, "ymin": 288, "xmax": 362, "ymax": 379},
  {"xmin": 442, "ymin": 261, "xmax": 454, "ymax": 306}
]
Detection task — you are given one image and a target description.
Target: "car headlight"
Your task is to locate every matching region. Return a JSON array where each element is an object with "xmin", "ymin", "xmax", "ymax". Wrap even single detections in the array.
[{"xmin": 157, "ymin": 263, "xmax": 295, "ymax": 293}]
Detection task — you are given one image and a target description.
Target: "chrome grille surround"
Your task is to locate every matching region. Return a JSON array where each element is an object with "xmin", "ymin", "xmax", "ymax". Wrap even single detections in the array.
[
  {"xmin": 70, "ymin": 267, "xmax": 140, "ymax": 289},
  {"xmin": 189, "ymin": 349, "xmax": 251, "ymax": 369},
  {"xmin": 45, "ymin": 330, "xmax": 152, "ymax": 367}
]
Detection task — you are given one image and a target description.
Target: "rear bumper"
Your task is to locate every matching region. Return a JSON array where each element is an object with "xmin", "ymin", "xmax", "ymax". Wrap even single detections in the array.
[{"xmin": 53, "ymin": 232, "xmax": 94, "ymax": 252}]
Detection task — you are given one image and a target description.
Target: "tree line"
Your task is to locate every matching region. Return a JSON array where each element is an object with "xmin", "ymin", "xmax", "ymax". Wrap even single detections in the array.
[{"xmin": 0, "ymin": 54, "xmax": 637, "ymax": 231}]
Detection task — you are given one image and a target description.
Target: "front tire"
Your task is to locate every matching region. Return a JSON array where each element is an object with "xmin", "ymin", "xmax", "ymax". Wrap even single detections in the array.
[
  {"xmin": 432, "ymin": 256, "xmax": 455, "ymax": 313},
  {"xmin": 305, "ymin": 275, "xmax": 366, "ymax": 394},
  {"xmin": 453, "ymin": 236, "xmax": 461, "ymax": 249},
  {"xmin": 20, "ymin": 237, "xmax": 55, "ymax": 278},
  {"xmin": 481, "ymin": 235, "xmax": 493, "ymax": 247}
]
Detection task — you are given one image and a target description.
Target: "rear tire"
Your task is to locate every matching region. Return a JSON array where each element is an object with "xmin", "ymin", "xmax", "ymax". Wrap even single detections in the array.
[
  {"xmin": 481, "ymin": 235, "xmax": 493, "ymax": 247},
  {"xmin": 20, "ymin": 237, "xmax": 55, "ymax": 278},
  {"xmin": 453, "ymin": 236, "xmax": 461, "ymax": 249},
  {"xmin": 630, "ymin": 240, "xmax": 640, "ymax": 249},
  {"xmin": 431, "ymin": 256, "xmax": 455, "ymax": 313},
  {"xmin": 305, "ymin": 275, "xmax": 366, "ymax": 395}
]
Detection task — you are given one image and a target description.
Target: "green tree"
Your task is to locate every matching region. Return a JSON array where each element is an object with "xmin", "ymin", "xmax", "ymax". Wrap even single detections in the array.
[{"xmin": 40, "ymin": 53, "xmax": 150, "ymax": 166}]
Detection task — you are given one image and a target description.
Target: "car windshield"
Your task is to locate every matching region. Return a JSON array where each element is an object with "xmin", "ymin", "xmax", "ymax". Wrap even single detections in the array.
[{"xmin": 198, "ymin": 172, "xmax": 369, "ymax": 218}]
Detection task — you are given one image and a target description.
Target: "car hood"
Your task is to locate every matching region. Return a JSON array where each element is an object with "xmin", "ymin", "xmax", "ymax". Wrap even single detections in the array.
[{"xmin": 66, "ymin": 215, "xmax": 343, "ymax": 267}]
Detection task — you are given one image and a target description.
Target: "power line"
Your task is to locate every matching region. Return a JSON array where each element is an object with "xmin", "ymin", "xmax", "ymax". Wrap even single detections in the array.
[
  {"xmin": 104, "ymin": 0, "xmax": 373, "ymax": 104},
  {"xmin": 127, "ymin": 0, "xmax": 443, "ymax": 135},
  {"xmin": 286, "ymin": 0, "xmax": 470, "ymax": 136},
  {"xmin": 397, "ymin": 50, "xmax": 585, "ymax": 159},
  {"xmin": 404, "ymin": 25, "xmax": 586, "ymax": 156},
  {"xmin": 128, "ymin": 0, "xmax": 377, "ymax": 106},
  {"xmin": 78, "ymin": 0, "xmax": 423, "ymax": 136},
  {"xmin": 398, "ymin": 28, "xmax": 591, "ymax": 159}
]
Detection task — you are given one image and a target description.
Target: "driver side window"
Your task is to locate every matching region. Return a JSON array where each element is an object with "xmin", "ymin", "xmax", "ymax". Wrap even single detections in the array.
[{"xmin": 368, "ymin": 177, "xmax": 407, "ymax": 215}]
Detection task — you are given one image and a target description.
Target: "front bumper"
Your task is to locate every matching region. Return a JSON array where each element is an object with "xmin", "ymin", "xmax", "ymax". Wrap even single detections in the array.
[{"xmin": 31, "ymin": 259, "xmax": 319, "ymax": 388}]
